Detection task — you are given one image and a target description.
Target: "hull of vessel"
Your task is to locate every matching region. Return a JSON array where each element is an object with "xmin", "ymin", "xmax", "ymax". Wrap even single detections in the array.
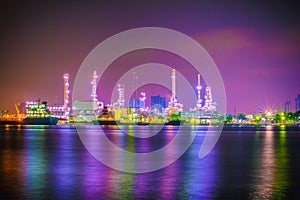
[
  {"xmin": 92, "ymin": 120, "xmax": 185, "ymax": 126},
  {"xmin": 92, "ymin": 120, "xmax": 121, "ymax": 125},
  {"xmin": 22, "ymin": 117, "xmax": 59, "ymax": 125},
  {"xmin": 0, "ymin": 120, "xmax": 21, "ymax": 125},
  {"xmin": 164, "ymin": 120, "xmax": 185, "ymax": 126}
]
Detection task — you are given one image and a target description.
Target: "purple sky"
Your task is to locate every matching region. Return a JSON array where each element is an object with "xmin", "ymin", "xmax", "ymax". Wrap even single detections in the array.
[{"xmin": 0, "ymin": 1, "xmax": 299, "ymax": 114}]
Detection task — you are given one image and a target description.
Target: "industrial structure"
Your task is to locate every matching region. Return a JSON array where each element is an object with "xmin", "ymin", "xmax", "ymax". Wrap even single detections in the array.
[
  {"xmin": 196, "ymin": 73, "xmax": 202, "ymax": 110},
  {"xmin": 60, "ymin": 68, "xmax": 218, "ymax": 122},
  {"xmin": 63, "ymin": 73, "xmax": 70, "ymax": 119},
  {"xmin": 284, "ymin": 100, "xmax": 292, "ymax": 113},
  {"xmin": 5, "ymin": 67, "xmax": 300, "ymax": 126},
  {"xmin": 169, "ymin": 68, "xmax": 177, "ymax": 107},
  {"xmin": 202, "ymin": 86, "xmax": 216, "ymax": 112},
  {"xmin": 115, "ymin": 84, "xmax": 125, "ymax": 108},
  {"xmin": 91, "ymin": 70, "xmax": 99, "ymax": 103},
  {"xmin": 151, "ymin": 95, "xmax": 166, "ymax": 112},
  {"xmin": 3, "ymin": 67, "xmax": 223, "ymax": 125},
  {"xmin": 296, "ymin": 94, "xmax": 300, "ymax": 112},
  {"xmin": 47, "ymin": 73, "xmax": 70, "ymax": 121}
]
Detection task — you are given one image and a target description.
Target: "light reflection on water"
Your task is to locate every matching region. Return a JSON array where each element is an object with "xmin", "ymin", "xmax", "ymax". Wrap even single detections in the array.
[
  {"xmin": 0, "ymin": 125, "xmax": 298, "ymax": 199},
  {"xmin": 252, "ymin": 130, "xmax": 276, "ymax": 199},
  {"xmin": 273, "ymin": 128, "xmax": 289, "ymax": 199}
]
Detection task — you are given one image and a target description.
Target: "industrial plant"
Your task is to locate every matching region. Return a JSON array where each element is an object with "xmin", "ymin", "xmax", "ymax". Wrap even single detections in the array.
[
  {"xmin": 0, "ymin": 67, "xmax": 223, "ymax": 125},
  {"xmin": 72, "ymin": 68, "xmax": 222, "ymax": 125}
]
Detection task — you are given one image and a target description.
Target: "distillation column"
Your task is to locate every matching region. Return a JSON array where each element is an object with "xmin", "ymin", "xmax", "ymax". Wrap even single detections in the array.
[
  {"xmin": 170, "ymin": 68, "xmax": 177, "ymax": 105},
  {"xmin": 63, "ymin": 73, "xmax": 70, "ymax": 118},
  {"xmin": 91, "ymin": 70, "xmax": 98, "ymax": 102},
  {"xmin": 117, "ymin": 84, "xmax": 125, "ymax": 108},
  {"xmin": 196, "ymin": 73, "xmax": 202, "ymax": 110}
]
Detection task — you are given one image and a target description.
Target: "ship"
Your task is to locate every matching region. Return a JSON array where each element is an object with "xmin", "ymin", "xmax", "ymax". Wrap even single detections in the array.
[
  {"xmin": 0, "ymin": 119, "xmax": 22, "ymax": 125},
  {"xmin": 22, "ymin": 116, "xmax": 59, "ymax": 125},
  {"xmin": 164, "ymin": 120, "xmax": 185, "ymax": 126},
  {"xmin": 164, "ymin": 107, "xmax": 185, "ymax": 126},
  {"xmin": 134, "ymin": 112, "xmax": 151, "ymax": 126},
  {"xmin": 22, "ymin": 101, "xmax": 59, "ymax": 125},
  {"xmin": 0, "ymin": 109, "xmax": 23, "ymax": 125},
  {"xmin": 92, "ymin": 106, "xmax": 120, "ymax": 125}
]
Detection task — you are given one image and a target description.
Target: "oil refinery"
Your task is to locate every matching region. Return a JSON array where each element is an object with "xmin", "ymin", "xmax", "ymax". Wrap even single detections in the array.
[{"xmin": 0, "ymin": 68, "xmax": 223, "ymax": 125}]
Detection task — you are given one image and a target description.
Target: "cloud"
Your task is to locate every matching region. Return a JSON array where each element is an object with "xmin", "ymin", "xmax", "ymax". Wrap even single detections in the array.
[
  {"xmin": 194, "ymin": 28, "xmax": 252, "ymax": 51},
  {"xmin": 194, "ymin": 27, "xmax": 300, "ymax": 58}
]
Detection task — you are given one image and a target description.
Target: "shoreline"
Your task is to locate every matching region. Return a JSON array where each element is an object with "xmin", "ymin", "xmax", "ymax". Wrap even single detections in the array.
[{"xmin": 1, "ymin": 123, "xmax": 299, "ymax": 130}]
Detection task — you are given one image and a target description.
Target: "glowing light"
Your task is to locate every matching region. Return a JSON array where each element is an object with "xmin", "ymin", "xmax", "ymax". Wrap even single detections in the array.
[
  {"xmin": 169, "ymin": 68, "xmax": 177, "ymax": 107},
  {"xmin": 168, "ymin": 68, "xmax": 182, "ymax": 110},
  {"xmin": 63, "ymin": 73, "xmax": 70, "ymax": 120},
  {"xmin": 266, "ymin": 124, "xmax": 273, "ymax": 130},
  {"xmin": 196, "ymin": 73, "xmax": 202, "ymax": 110},
  {"xmin": 116, "ymin": 84, "xmax": 125, "ymax": 108},
  {"xmin": 202, "ymin": 86, "xmax": 216, "ymax": 112},
  {"xmin": 91, "ymin": 70, "xmax": 98, "ymax": 102}
]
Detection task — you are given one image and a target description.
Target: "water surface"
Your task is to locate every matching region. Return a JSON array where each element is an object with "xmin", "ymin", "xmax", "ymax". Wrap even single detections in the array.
[{"xmin": 0, "ymin": 125, "xmax": 299, "ymax": 199}]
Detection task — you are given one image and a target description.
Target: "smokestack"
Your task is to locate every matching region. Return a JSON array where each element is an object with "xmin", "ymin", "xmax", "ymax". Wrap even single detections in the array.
[{"xmin": 171, "ymin": 68, "xmax": 176, "ymax": 102}]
